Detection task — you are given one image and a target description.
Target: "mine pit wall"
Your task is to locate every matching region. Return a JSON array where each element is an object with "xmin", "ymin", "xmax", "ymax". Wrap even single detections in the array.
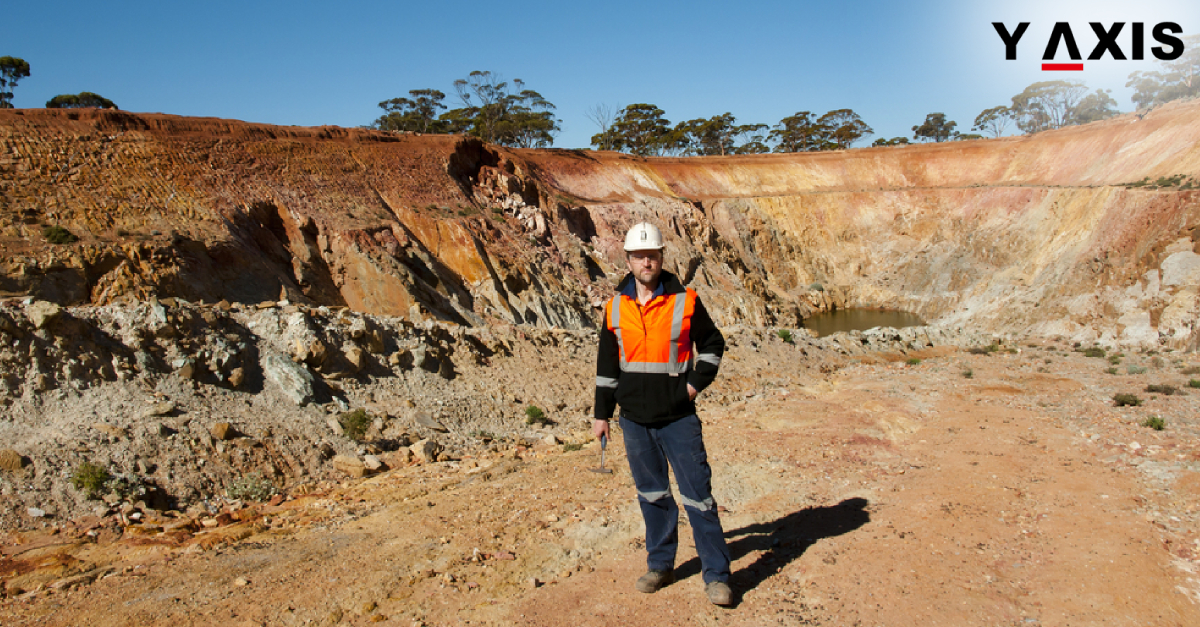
[
  {"xmin": 516, "ymin": 100, "xmax": 1200, "ymax": 349},
  {"xmin": 1, "ymin": 102, "xmax": 1199, "ymax": 348}
]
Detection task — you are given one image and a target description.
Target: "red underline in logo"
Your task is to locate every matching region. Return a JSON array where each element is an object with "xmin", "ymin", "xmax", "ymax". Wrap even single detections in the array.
[{"xmin": 1042, "ymin": 63, "xmax": 1084, "ymax": 71}]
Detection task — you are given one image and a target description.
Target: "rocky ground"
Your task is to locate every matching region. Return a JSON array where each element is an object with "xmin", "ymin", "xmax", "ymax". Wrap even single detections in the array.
[{"xmin": 0, "ymin": 306, "xmax": 1196, "ymax": 626}]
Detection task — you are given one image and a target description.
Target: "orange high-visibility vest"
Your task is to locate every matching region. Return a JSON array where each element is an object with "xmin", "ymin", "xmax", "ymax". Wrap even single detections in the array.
[{"xmin": 606, "ymin": 289, "xmax": 697, "ymax": 375}]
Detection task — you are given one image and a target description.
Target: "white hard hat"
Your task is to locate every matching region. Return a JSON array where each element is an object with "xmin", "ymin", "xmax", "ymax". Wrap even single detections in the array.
[{"xmin": 623, "ymin": 222, "xmax": 664, "ymax": 251}]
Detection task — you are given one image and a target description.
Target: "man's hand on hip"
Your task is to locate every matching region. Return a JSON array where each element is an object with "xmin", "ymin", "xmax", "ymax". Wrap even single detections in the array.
[{"xmin": 688, "ymin": 383, "xmax": 698, "ymax": 401}]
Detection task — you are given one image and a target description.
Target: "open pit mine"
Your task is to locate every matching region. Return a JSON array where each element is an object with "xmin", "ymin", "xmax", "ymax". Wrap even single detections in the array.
[{"xmin": 0, "ymin": 102, "xmax": 1197, "ymax": 624}]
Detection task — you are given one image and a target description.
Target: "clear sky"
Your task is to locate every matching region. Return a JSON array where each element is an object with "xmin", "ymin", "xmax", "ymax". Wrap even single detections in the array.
[{"xmin": 6, "ymin": 0, "xmax": 1198, "ymax": 149}]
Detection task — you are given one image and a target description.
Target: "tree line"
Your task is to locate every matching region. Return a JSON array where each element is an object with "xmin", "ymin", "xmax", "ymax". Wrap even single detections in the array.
[
  {"xmin": 379, "ymin": 43, "xmax": 1196, "ymax": 153},
  {"xmin": 1, "ymin": 56, "xmax": 120, "ymax": 110},
  {"xmin": 373, "ymin": 71, "xmax": 559, "ymax": 148},
  {"xmin": 2, "ymin": 36, "xmax": 1196, "ymax": 150}
]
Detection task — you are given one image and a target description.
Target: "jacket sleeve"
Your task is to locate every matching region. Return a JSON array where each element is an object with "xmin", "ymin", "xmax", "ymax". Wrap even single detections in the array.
[
  {"xmin": 594, "ymin": 300, "xmax": 621, "ymax": 420},
  {"xmin": 688, "ymin": 295, "xmax": 724, "ymax": 394}
]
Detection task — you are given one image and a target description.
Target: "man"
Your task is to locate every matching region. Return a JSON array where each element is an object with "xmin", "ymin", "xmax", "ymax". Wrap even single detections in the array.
[{"xmin": 593, "ymin": 222, "xmax": 733, "ymax": 606}]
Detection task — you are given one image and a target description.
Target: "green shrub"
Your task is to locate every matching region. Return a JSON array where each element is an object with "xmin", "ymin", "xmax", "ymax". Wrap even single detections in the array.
[
  {"xmin": 1127, "ymin": 365, "xmax": 1147, "ymax": 375},
  {"xmin": 1189, "ymin": 379, "xmax": 1200, "ymax": 389},
  {"xmin": 1145, "ymin": 384, "xmax": 1183, "ymax": 396},
  {"xmin": 1082, "ymin": 346, "xmax": 1106, "ymax": 358},
  {"xmin": 1180, "ymin": 366, "xmax": 1200, "ymax": 375},
  {"xmin": 71, "ymin": 462, "xmax": 112, "ymax": 499},
  {"xmin": 776, "ymin": 329, "xmax": 794, "ymax": 344},
  {"xmin": 226, "ymin": 472, "xmax": 277, "ymax": 502},
  {"xmin": 808, "ymin": 283, "xmax": 824, "ymax": 292},
  {"xmin": 968, "ymin": 344, "xmax": 1000, "ymax": 355},
  {"xmin": 1112, "ymin": 393, "xmax": 1143, "ymax": 407},
  {"xmin": 470, "ymin": 430, "xmax": 496, "ymax": 441},
  {"xmin": 1105, "ymin": 367, "xmax": 1119, "ymax": 375},
  {"xmin": 1108, "ymin": 354, "xmax": 1122, "ymax": 365},
  {"xmin": 562, "ymin": 442, "xmax": 584, "ymax": 452},
  {"xmin": 338, "ymin": 408, "xmax": 373, "ymax": 441},
  {"xmin": 525, "ymin": 405, "xmax": 548, "ymax": 426},
  {"xmin": 43, "ymin": 225, "xmax": 79, "ymax": 244},
  {"xmin": 1141, "ymin": 416, "xmax": 1166, "ymax": 431},
  {"xmin": 962, "ymin": 368, "xmax": 973, "ymax": 379},
  {"xmin": 906, "ymin": 357, "xmax": 922, "ymax": 366}
]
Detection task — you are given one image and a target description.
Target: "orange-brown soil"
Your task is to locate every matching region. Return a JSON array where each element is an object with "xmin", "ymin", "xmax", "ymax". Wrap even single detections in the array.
[{"xmin": 3, "ymin": 343, "xmax": 1198, "ymax": 626}]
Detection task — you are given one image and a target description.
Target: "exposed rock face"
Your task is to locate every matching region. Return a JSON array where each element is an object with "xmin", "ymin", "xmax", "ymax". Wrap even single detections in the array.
[{"xmin": 1, "ymin": 103, "xmax": 1198, "ymax": 347}]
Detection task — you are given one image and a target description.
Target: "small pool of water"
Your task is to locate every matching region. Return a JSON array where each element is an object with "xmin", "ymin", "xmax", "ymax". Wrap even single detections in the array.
[{"xmin": 801, "ymin": 308, "xmax": 925, "ymax": 338}]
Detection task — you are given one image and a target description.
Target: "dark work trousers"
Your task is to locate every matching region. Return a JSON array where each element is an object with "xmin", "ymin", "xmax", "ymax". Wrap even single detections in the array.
[{"xmin": 619, "ymin": 413, "xmax": 731, "ymax": 584}]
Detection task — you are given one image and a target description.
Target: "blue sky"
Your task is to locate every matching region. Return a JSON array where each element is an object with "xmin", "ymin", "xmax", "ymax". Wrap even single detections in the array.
[{"xmin": 6, "ymin": 0, "xmax": 1198, "ymax": 149}]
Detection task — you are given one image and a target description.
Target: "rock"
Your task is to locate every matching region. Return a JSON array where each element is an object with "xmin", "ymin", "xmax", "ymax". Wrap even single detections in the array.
[
  {"xmin": 27, "ymin": 507, "xmax": 46, "ymax": 518},
  {"xmin": 210, "ymin": 422, "xmax": 236, "ymax": 441},
  {"xmin": 410, "ymin": 439, "xmax": 442, "ymax": 463},
  {"xmin": 228, "ymin": 367, "xmax": 245, "ymax": 388},
  {"xmin": 344, "ymin": 344, "xmax": 366, "ymax": 371},
  {"xmin": 92, "ymin": 423, "xmax": 127, "ymax": 439},
  {"xmin": 412, "ymin": 345, "xmax": 437, "ymax": 371},
  {"xmin": 0, "ymin": 449, "xmax": 26, "ymax": 471},
  {"xmin": 332, "ymin": 455, "xmax": 368, "ymax": 478},
  {"xmin": 366, "ymin": 331, "xmax": 385, "ymax": 354},
  {"xmin": 363, "ymin": 454, "xmax": 384, "ymax": 471},
  {"xmin": 140, "ymin": 401, "xmax": 176, "ymax": 419},
  {"xmin": 292, "ymin": 338, "xmax": 328, "ymax": 366},
  {"xmin": 25, "ymin": 301, "xmax": 62, "ymax": 329},
  {"xmin": 416, "ymin": 412, "xmax": 448, "ymax": 432},
  {"xmin": 233, "ymin": 577, "xmax": 249, "ymax": 587},
  {"xmin": 542, "ymin": 434, "xmax": 560, "ymax": 446},
  {"xmin": 262, "ymin": 352, "xmax": 315, "ymax": 406},
  {"xmin": 382, "ymin": 449, "xmax": 413, "ymax": 467},
  {"xmin": 326, "ymin": 417, "xmax": 344, "ymax": 436},
  {"xmin": 173, "ymin": 358, "xmax": 197, "ymax": 380}
]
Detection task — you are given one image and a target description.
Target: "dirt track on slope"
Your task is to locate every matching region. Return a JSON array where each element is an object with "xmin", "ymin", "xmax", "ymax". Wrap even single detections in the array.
[{"xmin": 2, "ymin": 343, "xmax": 1199, "ymax": 626}]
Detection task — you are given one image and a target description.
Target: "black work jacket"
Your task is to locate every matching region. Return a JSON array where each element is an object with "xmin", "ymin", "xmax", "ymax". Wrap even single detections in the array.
[{"xmin": 594, "ymin": 271, "xmax": 724, "ymax": 425}]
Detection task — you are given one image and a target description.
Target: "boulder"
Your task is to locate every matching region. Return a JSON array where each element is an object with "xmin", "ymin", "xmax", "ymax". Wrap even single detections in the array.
[
  {"xmin": 343, "ymin": 344, "xmax": 366, "ymax": 372},
  {"xmin": 0, "ymin": 449, "xmax": 26, "ymax": 471},
  {"xmin": 210, "ymin": 422, "xmax": 236, "ymax": 441},
  {"xmin": 262, "ymin": 352, "xmax": 315, "ymax": 406},
  {"xmin": 25, "ymin": 301, "xmax": 62, "ymax": 329},
  {"xmin": 410, "ymin": 439, "xmax": 442, "ymax": 463},
  {"xmin": 332, "ymin": 455, "xmax": 368, "ymax": 478}
]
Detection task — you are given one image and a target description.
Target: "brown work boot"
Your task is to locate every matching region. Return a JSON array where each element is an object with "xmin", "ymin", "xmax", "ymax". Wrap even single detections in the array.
[
  {"xmin": 635, "ymin": 569, "xmax": 674, "ymax": 593},
  {"xmin": 705, "ymin": 581, "xmax": 733, "ymax": 606}
]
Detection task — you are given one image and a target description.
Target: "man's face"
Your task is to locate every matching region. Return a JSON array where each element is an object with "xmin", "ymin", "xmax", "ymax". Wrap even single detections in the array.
[{"xmin": 625, "ymin": 249, "xmax": 663, "ymax": 288}]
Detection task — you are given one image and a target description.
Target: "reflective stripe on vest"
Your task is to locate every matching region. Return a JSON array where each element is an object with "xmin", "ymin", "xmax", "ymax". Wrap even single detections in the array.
[{"xmin": 607, "ymin": 290, "xmax": 695, "ymax": 375}]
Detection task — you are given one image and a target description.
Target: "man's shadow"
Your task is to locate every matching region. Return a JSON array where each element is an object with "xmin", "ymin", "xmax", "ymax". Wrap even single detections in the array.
[{"xmin": 674, "ymin": 497, "xmax": 870, "ymax": 604}]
